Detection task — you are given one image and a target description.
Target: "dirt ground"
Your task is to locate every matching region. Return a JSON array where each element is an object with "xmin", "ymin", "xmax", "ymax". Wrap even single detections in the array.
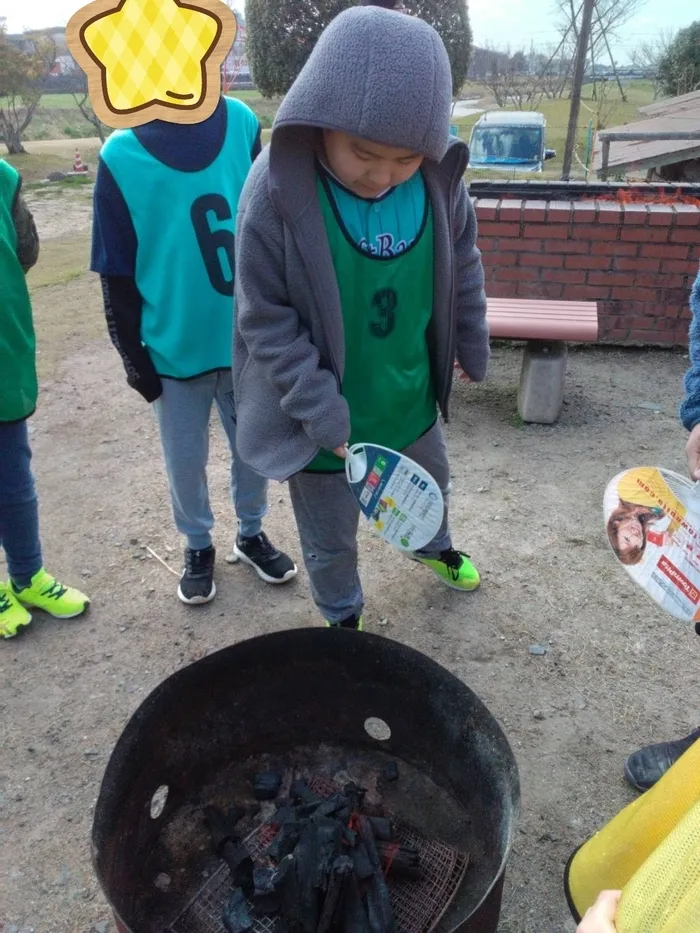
[{"xmin": 1, "ymin": 186, "xmax": 698, "ymax": 933}]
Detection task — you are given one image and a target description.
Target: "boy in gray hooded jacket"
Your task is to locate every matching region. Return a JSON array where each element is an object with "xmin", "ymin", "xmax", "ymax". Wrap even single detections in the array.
[{"xmin": 234, "ymin": 6, "xmax": 489, "ymax": 630}]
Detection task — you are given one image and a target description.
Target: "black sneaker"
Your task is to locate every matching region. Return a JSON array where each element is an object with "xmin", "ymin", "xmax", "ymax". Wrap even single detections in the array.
[
  {"xmin": 232, "ymin": 532, "xmax": 297, "ymax": 585},
  {"xmin": 178, "ymin": 545, "xmax": 216, "ymax": 605},
  {"xmin": 624, "ymin": 727, "xmax": 700, "ymax": 791}
]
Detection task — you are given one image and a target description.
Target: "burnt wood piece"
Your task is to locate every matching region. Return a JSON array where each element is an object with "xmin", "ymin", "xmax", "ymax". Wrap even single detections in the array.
[
  {"xmin": 290, "ymin": 779, "xmax": 324, "ymax": 807},
  {"xmin": 317, "ymin": 855, "xmax": 353, "ymax": 933},
  {"xmin": 376, "ymin": 841, "xmax": 421, "ymax": 881},
  {"xmin": 367, "ymin": 818, "xmax": 393, "ymax": 842},
  {"xmin": 203, "ymin": 806, "xmax": 254, "ymax": 897},
  {"xmin": 339, "ymin": 867, "xmax": 372, "ymax": 933},
  {"xmin": 356, "ymin": 816, "xmax": 395, "ymax": 933}
]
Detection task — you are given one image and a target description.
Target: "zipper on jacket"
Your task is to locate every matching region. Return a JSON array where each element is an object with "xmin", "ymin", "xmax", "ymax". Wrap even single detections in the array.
[
  {"xmin": 288, "ymin": 216, "xmax": 343, "ymax": 390},
  {"xmin": 439, "ymin": 145, "xmax": 469, "ymax": 421}
]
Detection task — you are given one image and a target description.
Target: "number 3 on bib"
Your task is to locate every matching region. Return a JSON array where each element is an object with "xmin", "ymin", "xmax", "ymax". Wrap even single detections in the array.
[{"xmin": 191, "ymin": 194, "xmax": 236, "ymax": 297}]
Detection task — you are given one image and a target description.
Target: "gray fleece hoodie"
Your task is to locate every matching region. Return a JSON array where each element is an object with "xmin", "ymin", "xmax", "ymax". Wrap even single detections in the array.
[{"xmin": 234, "ymin": 6, "xmax": 489, "ymax": 482}]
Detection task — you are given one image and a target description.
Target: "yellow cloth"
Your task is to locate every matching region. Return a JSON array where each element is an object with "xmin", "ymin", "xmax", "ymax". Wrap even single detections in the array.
[
  {"xmin": 566, "ymin": 737, "xmax": 700, "ymax": 930},
  {"xmin": 617, "ymin": 800, "xmax": 700, "ymax": 932}
]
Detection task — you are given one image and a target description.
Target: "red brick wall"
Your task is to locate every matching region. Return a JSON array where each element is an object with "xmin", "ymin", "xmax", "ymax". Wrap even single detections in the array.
[{"xmin": 473, "ymin": 197, "xmax": 700, "ymax": 346}]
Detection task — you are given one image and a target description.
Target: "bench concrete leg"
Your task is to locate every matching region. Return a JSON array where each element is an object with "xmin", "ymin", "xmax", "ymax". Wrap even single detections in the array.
[{"xmin": 517, "ymin": 340, "xmax": 568, "ymax": 424}]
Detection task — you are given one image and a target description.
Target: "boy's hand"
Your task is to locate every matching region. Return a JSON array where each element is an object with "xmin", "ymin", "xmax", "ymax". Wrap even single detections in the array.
[
  {"xmin": 686, "ymin": 424, "xmax": 700, "ymax": 481},
  {"xmin": 453, "ymin": 361, "xmax": 472, "ymax": 383},
  {"xmin": 577, "ymin": 891, "xmax": 621, "ymax": 933},
  {"xmin": 333, "ymin": 445, "xmax": 348, "ymax": 459}
]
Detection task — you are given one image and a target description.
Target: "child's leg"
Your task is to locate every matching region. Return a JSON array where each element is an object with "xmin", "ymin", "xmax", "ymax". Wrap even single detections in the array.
[
  {"xmin": 153, "ymin": 375, "xmax": 217, "ymax": 550},
  {"xmin": 288, "ymin": 472, "xmax": 362, "ymax": 623},
  {"xmin": 213, "ymin": 370, "xmax": 268, "ymax": 538},
  {"xmin": 0, "ymin": 419, "xmax": 43, "ymax": 588},
  {"xmin": 405, "ymin": 422, "xmax": 480, "ymax": 591},
  {"xmin": 404, "ymin": 422, "xmax": 452, "ymax": 556}
]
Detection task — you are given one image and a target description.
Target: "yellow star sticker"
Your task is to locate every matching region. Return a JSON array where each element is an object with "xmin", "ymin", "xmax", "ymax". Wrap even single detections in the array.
[{"xmin": 67, "ymin": 0, "xmax": 237, "ymax": 128}]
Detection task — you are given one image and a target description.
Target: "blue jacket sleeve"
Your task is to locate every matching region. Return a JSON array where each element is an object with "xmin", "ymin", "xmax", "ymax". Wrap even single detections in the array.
[
  {"xmin": 91, "ymin": 158, "xmax": 137, "ymax": 276},
  {"xmin": 680, "ymin": 267, "xmax": 700, "ymax": 432}
]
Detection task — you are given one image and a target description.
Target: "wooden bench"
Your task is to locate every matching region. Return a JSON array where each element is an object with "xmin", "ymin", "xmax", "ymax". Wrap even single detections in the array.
[{"xmin": 484, "ymin": 298, "xmax": 599, "ymax": 424}]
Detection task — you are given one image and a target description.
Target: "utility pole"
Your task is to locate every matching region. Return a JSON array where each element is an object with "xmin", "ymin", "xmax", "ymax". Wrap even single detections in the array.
[{"xmin": 561, "ymin": 0, "xmax": 595, "ymax": 180}]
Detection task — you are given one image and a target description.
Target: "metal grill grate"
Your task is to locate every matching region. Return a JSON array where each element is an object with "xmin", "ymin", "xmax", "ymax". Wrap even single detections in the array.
[{"xmin": 169, "ymin": 775, "xmax": 468, "ymax": 933}]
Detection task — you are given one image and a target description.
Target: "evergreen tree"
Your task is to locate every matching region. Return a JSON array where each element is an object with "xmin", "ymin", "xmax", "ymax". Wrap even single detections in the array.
[
  {"xmin": 403, "ymin": 0, "xmax": 472, "ymax": 96},
  {"xmin": 657, "ymin": 22, "xmax": 700, "ymax": 98},
  {"xmin": 247, "ymin": 0, "xmax": 472, "ymax": 98}
]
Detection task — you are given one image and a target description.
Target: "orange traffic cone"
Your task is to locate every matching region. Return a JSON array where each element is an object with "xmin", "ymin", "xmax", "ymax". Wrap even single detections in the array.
[{"xmin": 73, "ymin": 148, "xmax": 88, "ymax": 173}]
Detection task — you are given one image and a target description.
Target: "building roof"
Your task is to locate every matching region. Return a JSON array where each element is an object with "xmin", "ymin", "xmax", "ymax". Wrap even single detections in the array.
[
  {"xmin": 639, "ymin": 90, "xmax": 700, "ymax": 118},
  {"xmin": 593, "ymin": 94, "xmax": 700, "ymax": 174}
]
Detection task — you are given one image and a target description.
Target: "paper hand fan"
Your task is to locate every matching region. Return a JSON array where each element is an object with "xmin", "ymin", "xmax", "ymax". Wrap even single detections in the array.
[
  {"xmin": 604, "ymin": 466, "xmax": 700, "ymax": 624},
  {"xmin": 345, "ymin": 443, "xmax": 443, "ymax": 553}
]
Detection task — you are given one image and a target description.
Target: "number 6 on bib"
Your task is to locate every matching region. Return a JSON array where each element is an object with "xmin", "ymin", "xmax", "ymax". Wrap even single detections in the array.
[{"xmin": 345, "ymin": 443, "xmax": 443, "ymax": 552}]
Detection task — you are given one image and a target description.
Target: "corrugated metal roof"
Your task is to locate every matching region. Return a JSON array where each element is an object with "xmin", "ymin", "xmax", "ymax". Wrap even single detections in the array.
[
  {"xmin": 640, "ymin": 91, "xmax": 700, "ymax": 118},
  {"xmin": 593, "ymin": 104, "xmax": 700, "ymax": 172}
]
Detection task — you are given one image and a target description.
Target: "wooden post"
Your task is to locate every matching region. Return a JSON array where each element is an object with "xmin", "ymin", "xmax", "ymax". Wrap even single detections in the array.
[
  {"xmin": 562, "ymin": 0, "xmax": 596, "ymax": 180},
  {"xmin": 601, "ymin": 138, "xmax": 610, "ymax": 179}
]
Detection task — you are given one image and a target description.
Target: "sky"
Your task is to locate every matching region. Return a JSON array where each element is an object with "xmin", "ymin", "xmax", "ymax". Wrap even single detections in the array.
[{"xmin": 1, "ymin": 0, "xmax": 694, "ymax": 61}]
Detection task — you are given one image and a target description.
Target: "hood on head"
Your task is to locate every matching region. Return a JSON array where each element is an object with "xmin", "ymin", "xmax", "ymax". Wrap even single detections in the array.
[{"xmin": 272, "ymin": 6, "xmax": 453, "ymax": 163}]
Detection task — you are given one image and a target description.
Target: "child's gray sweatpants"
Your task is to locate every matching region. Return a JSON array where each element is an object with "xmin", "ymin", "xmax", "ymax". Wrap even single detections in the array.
[
  {"xmin": 153, "ymin": 370, "xmax": 269, "ymax": 551},
  {"xmin": 288, "ymin": 421, "xmax": 452, "ymax": 624}
]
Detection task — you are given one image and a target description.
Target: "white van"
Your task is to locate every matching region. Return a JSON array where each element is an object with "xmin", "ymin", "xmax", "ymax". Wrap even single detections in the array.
[{"xmin": 468, "ymin": 111, "xmax": 556, "ymax": 173}]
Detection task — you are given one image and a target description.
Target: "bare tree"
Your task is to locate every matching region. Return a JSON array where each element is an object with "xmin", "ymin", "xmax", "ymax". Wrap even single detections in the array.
[
  {"xmin": 219, "ymin": 2, "xmax": 248, "ymax": 93},
  {"xmin": 63, "ymin": 55, "xmax": 108, "ymax": 142},
  {"xmin": 555, "ymin": 0, "xmax": 649, "ymax": 100},
  {"xmin": 632, "ymin": 31, "xmax": 678, "ymax": 99},
  {"xmin": 485, "ymin": 53, "xmax": 547, "ymax": 109},
  {"xmin": 0, "ymin": 22, "xmax": 56, "ymax": 154},
  {"xmin": 557, "ymin": 0, "xmax": 648, "ymax": 54},
  {"xmin": 222, "ymin": 20, "xmax": 247, "ymax": 93}
]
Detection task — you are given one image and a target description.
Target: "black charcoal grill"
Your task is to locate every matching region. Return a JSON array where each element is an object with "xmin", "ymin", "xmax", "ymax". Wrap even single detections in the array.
[{"xmin": 91, "ymin": 630, "xmax": 520, "ymax": 933}]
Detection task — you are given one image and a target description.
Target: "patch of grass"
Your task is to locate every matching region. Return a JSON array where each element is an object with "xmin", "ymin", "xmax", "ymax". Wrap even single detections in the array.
[
  {"xmin": 18, "ymin": 93, "xmax": 77, "ymax": 110},
  {"xmin": 32, "ymin": 272, "xmax": 104, "ymax": 379},
  {"xmin": 27, "ymin": 233, "xmax": 91, "ymax": 290},
  {"xmin": 4, "ymin": 146, "xmax": 101, "ymax": 182},
  {"xmin": 27, "ymin": 233, "xmax": 102, "ymax": 379},
  {"xmin": 227, "ymin": 89, "xmax": 282, "ymax": 127}
]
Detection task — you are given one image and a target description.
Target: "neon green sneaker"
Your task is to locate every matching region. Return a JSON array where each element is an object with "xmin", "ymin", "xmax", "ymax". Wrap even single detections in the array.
[
  {"xmin": 0, "ymin": 582, "xmax": 32, "ymax": 638},
  {"xmin": 14, "ymin": 569, "xmax": 90, "ymax": 619},
  {"xmin": 325, "ymin": 614, "xmax": 364, "ymax": 631},
  {"xmin": 415, "ymin": 548, "xmax": 480, "ymax": 592}
]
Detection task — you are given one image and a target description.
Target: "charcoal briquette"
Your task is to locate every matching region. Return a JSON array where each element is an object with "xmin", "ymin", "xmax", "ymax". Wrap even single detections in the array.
[
  {"xmin": 222, "ymin": 841, "xmax": 254, "ymax": 898},
  {"xmin": 367, "ymin": 817, "xmax": 393, "ymax": 842},
  {"xmin": 253, "ymin": 771, "xmax": 283, "ymax": 801},
  {"xmin": 290, "ymin": 778, "xmax": 323, "ymax": 807},
  {"xmin": 252, "ymin": 866, "xmax": 281, "ymax": 915},
  {"xmin": 202, "ymin": 804, "xmax": 245, "ymax": 855},
  {"xmin": 222, "ymin": 887, "xmax": 254, "ymax": 933},
  {"xmin": 381, "ymin": 761, "xmax": 399, "ymax": 783}
]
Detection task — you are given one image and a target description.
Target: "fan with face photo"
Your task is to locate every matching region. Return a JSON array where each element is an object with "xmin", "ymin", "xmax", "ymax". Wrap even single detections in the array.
[{"xmin": 604, "ymin": 466, "xmax": 700, "ymax": 624}]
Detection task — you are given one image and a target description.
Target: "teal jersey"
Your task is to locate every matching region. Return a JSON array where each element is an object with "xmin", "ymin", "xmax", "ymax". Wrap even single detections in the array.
[
  {"xmin": 100, "ymin": 97, "xmax": 258, "ymax": 379},
  {"xmin": 321, "ymin": 167, "xmax": 427, "ymax": 258}
]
